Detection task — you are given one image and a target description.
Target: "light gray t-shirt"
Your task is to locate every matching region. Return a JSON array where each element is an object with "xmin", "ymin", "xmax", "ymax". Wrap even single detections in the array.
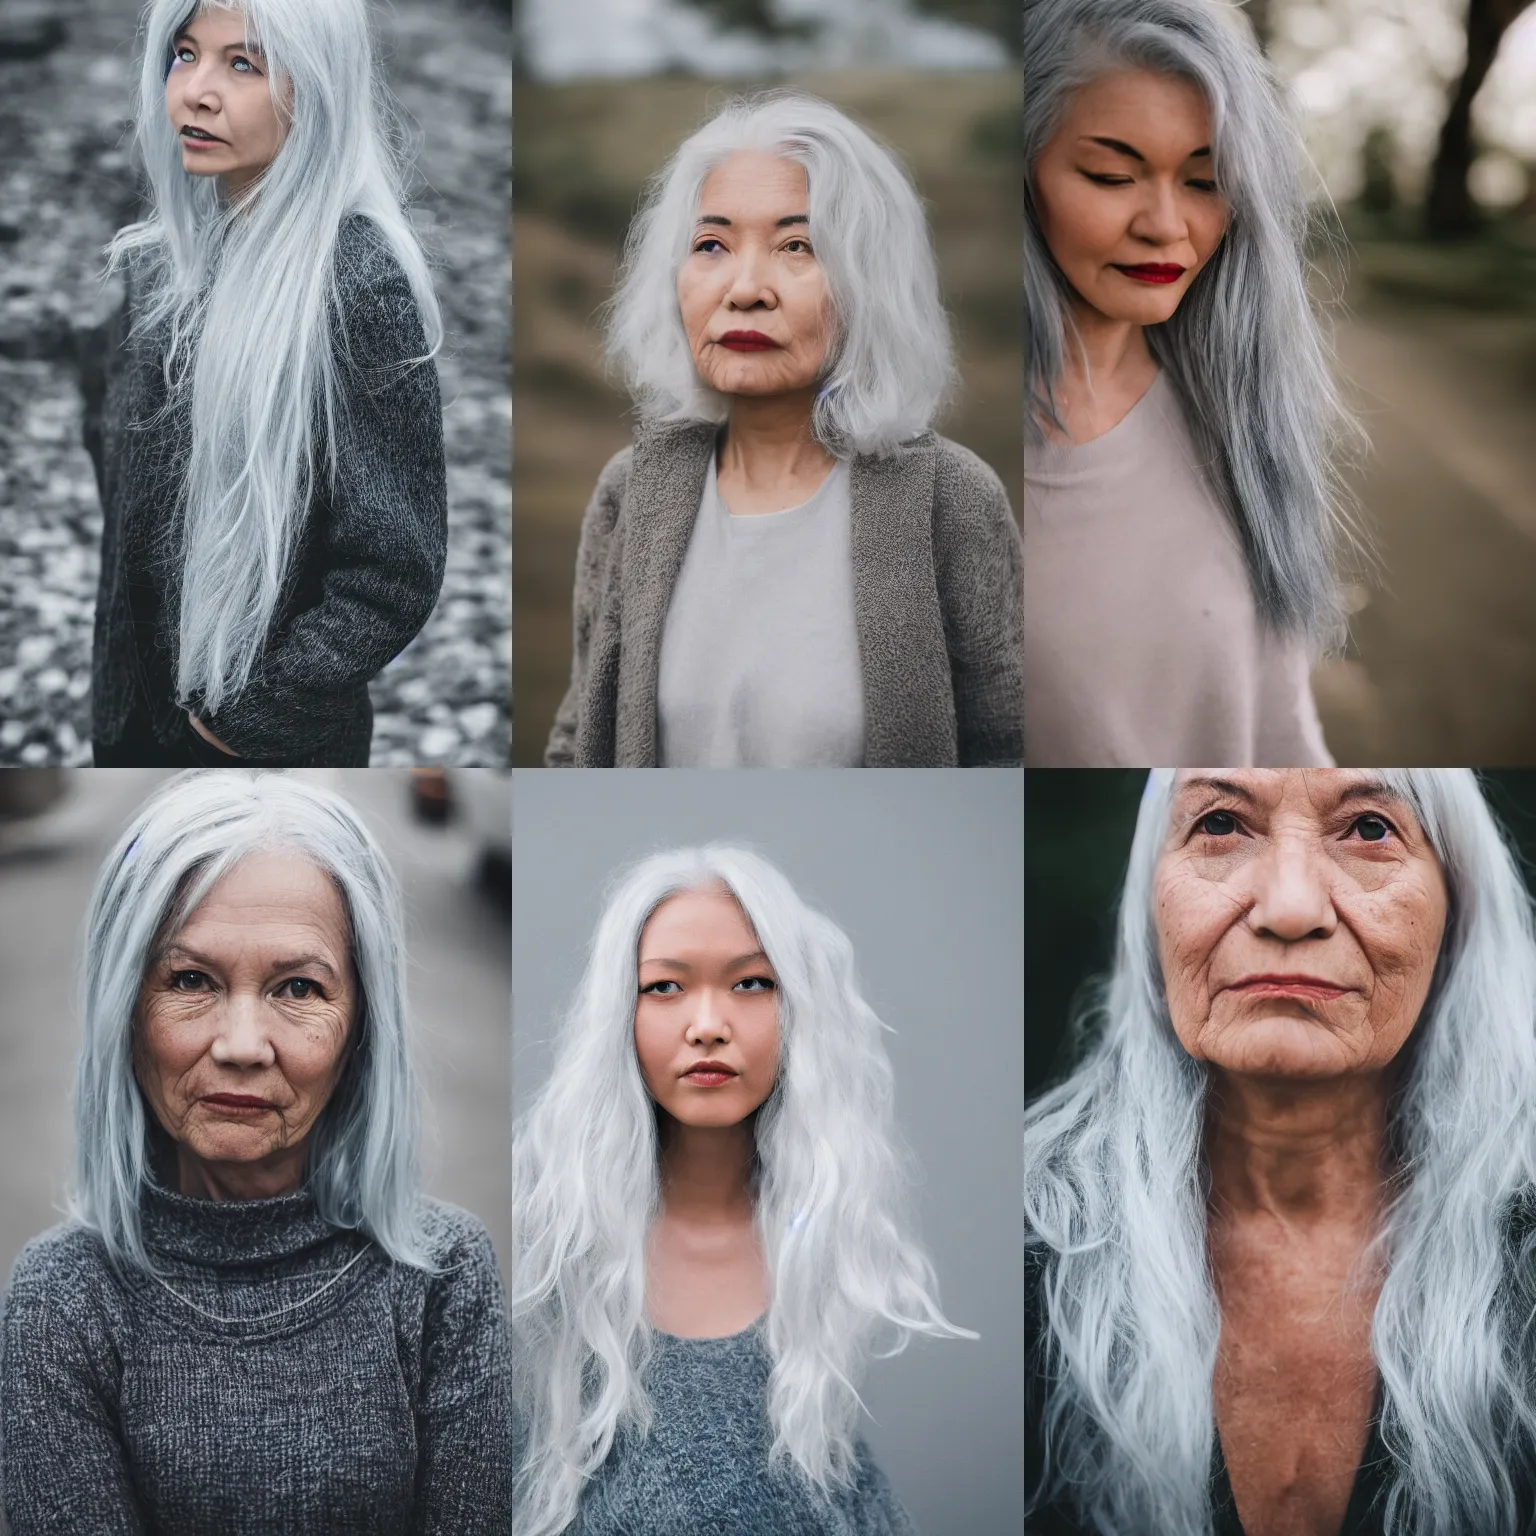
[
  {"xmin": 1024, "ymin": 370, "xmax": 1332, "ymax": 767},
  {"xmin": 657, "ymin": 454, "xmax": 866, "ymax": 767}
]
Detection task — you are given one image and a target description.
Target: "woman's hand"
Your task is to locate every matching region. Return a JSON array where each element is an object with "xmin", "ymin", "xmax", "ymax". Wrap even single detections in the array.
[{"xmin": 187, "ymin": 714, "xmax": 238, "ymax": 757}]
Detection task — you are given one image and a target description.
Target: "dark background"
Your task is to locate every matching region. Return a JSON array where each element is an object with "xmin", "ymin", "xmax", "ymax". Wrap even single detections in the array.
[{"xmin": 1025, "ymin": 769, "xmax": 1536, "ymax": 1096}]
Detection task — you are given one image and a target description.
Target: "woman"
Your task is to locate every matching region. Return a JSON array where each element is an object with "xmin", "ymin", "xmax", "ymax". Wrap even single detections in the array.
[
  {"xmin": 544, "ymin": 93, "xmax": 1023, "ymax": 769},
  {"xmin": 90, "ymin": 0, "xmax": 447, "ymax": 768},
  {"xmin": 1024, "ymin": 769, "xmax": 1536, "ymax": 1534},
  {"xmin": 1024, "ymin": 0, "xmax": 1362, "ymax": 767},
  {"xmin": 0, "ymin": 772, "xmax": 512, "ymax": 1533},
  {"xmin": 512, "ymin": 847, "xmax": 973, "ymax": 1534}
]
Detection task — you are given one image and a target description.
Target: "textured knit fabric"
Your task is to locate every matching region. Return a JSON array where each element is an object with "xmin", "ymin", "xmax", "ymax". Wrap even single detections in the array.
[
  {"xmin": 87, "ymin": 215, "xmax": 448, "ymax": 766},
  {"xmin": 545, "ymin": 422, "xmax": 1023, "ymax": 768},
  {"xmin": 576, "ymin": 1322, "xmax": 915, "ymax": 1535},
  {"xmin": 1023, "ymin": 370, "xmax": 1332, "ymax": 768},
  {"xmin": 0, "ymin": 1185, "xmax": 512, "ymax": 1535},
  {"xmin": 656, "ymin": 454, "xmax": 864, "ymax": 767}
]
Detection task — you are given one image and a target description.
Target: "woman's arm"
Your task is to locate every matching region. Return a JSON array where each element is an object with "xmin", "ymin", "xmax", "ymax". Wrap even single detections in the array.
[
  {"xmin": 200, "ymin": 233, "xmax": 448, "ymax": 760},
  {"xmin": 544, "ymin": 448, "xmax": 632, "ymax": 767},
  {"xmin": 1, "ymin": 1233, "xmax": 146, "ymax": 1535},
  {"xmin": 932, "ymin": 442, "xmax": 1024, "ymax": 767},
  {"xmin": 412, "ymin": 1217, "xmax": 514, "ymax": 1535}
]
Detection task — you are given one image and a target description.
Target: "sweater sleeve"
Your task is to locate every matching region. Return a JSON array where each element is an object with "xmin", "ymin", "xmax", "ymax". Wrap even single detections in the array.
[
  {"xmin": 199, "ymin": 231, "xmax": 448, "ymax": 760},
  {"xmin": 1, "ymin": 1231, "xmax": 146, "ymax": 1536},
  {"xmin": 544, "ymin": 447, "xmax": 632, "ymax": 767},
  {"xmin": 412, "ymin": 1217, "xmax": 514, "ymax": 1535},
  {"xmin": 932, "ymin": 442, "xmax": 1024, "ymax": 767}
]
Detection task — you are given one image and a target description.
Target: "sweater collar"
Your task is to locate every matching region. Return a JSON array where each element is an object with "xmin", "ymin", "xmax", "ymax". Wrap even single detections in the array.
[{"xmin": 141, "ymin": 1179, "xmax": 344, "ymax": 1269}]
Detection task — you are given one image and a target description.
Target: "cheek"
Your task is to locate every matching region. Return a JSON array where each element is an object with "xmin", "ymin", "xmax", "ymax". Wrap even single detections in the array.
[{"xmin": 1154, "ymin": 875, "xmax": 1232, "ymax": 1016}]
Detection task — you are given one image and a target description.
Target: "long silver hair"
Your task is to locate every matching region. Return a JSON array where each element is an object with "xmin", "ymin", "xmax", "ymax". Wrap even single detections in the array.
[
  {"xmin": 74, "ymin": 770, "xmax": 429, "ymax": 1273},
  {"xmin": 1025, "ymin": 0, "xmax": 1361, "ymax": 645},
  {"xmin": 512, "ymin": 845, "xmax": 973, "ymax": 1535},
  {"xmin": 1024, "ymin": 769, "xmax": 1536, "ymax": 1534},
  {"xmin": 605, "ymin": 92, "xmax": 955, "ymax": 458},
  {"xmin": 110, "ymin": 0, "xmax": 443, "ymax": 715}
]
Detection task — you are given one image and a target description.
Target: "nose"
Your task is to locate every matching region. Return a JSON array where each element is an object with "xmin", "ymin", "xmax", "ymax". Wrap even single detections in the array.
[
  {"xmin": 684, "ymin": 988, "xmax": 733, "ymax": 1048},
  {"xmin": 209, "ymin": 996, "xmax": 276, "ymax": 1069},
  {"xmin": 724, "ymin": 245, "xmax": 777, "ymax": 311},
  {"xmin": 1245, "ymin": 836, "xmax": 1338, "ymax": 943},
  {"xmin": 1127, "ymin": 179, "xmax": 1189, "ymax": 250},
  {"xmin": 176, "ymin": 56, "xmax": 219, "ymax": 115}
]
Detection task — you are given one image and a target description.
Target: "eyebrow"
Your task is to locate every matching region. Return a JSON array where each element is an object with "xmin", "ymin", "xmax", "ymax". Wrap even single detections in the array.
[
  {"xmin": 694, "ymin": 214, "xmax": 810, "ymax": 229},
  {"xmin": 174, "ymin": 29, "xmax": 266, "ymax": 56},
  {"xmin": 639, "ymin": 950, "xmax": 773, "ymax": 972},
  {"xmin": 1175, "ymin": 774, "xmax": 1408, "ymax": 813},
  {"xmin": 1081, "ymin": 135, "xmax": 1210, "ymax": 160},
  {"xmin": 158, "ymin": 944, "xmax": 339, "ymax": 982}
]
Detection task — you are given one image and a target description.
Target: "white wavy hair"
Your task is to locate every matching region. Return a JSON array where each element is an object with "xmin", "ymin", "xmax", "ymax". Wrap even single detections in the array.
[
  {"xmin": 1024, "ymin": 769, "xmax": 1536, "ymax": 1534},
  {"xmin": 605, "ymin": 92, "xmax": 955, "ymax": 458},
  {"xmin": 74, "ymin": 770, "xmax": 429, "ymax": 1274},
  {"xmin": 110, "ymin": 0, "xmax": 443, "ymax": 715},
  {"xmin": 512, "ymin": 845, "xmax": 973, "ymax": 1535},
  {"xmin": 1025, "ymin": 0, "xmax": 1362, "ymax": 647}
]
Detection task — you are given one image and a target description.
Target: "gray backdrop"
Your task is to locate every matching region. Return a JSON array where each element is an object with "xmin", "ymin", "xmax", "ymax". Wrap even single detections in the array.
[
  {"xmin": 0, "ymin": 769, "xmax": 511, "ymax": 1294},
  {"xmin": 511, "ymin": 769, "xmax": 1024, "ymax": 1536}
]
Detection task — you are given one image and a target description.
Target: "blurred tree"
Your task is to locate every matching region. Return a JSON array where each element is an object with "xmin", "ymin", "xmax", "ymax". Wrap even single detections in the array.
[
  {"xmin": 912, "ymin": 0, "xmax": 1020, "ymax": 56},
  {"xmin": 1359, "ymin": 124, "xmax": 1399, "ymax": 215},
  {"xmin": 1426, "ymin": 0, "xmax": 1535, "ymax": 237},
  {"xmin": 677, "ymin": 0, "xmax": 813, "ymax": 37}
]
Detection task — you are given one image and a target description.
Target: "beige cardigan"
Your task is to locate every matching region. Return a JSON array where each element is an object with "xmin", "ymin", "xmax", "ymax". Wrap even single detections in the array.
[{"xmin": 546, "ymin": 422, "xmax": 1024, "ymax": 768}]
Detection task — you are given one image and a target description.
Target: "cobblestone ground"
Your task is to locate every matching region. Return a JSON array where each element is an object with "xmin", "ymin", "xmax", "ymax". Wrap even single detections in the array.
[{"xmin": 0, "ymin": 0, "xmax": 511, "ymax": 766}]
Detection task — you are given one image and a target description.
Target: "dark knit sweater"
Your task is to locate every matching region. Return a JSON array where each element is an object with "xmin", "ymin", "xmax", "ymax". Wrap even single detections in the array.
[
  {"xmin": 544, "ymin": 424, "xmax": 1024, "ymax": 768},
  {"xmin": 0, "ymin": 1186, "xmax": 512, "ymax": 1535},
  {"xmin": 575, "ymin": 1322, "xmax": 915, "ymax": 1535},
  {"xmin": 88, "ymin": 215, "xmax": 448, "ymax": 766}
]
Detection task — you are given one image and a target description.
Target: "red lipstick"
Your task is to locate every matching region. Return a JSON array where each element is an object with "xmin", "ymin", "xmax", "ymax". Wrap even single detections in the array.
[
  {"xmin": 1114, "ymin": 263, "xmax": 1186, "ymax": 284},
  {"xmin": 681, "ymin": 1059, "xmax": 739, "ymax": 1087},
  {"xmin": 1228, "ymin": 974, "xmax": 1348, "ymax": 1002},
  {"xmin": 717, "ymin": 330, "xmax": 779, "ymax": 352}
]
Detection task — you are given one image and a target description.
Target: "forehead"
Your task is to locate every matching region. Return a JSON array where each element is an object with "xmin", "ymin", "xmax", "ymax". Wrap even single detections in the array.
[
  {"xmin": 1056, "ymin": 67, "xmax": 1211, "ymax": 154},
  {"xmin": 1170, "ymin": 769, "xmax": 1411, "ymax": 816},
  {"xmin": 176, "ymin": 849, "xmax": 347, "ymax": 942},
  {"xmin": 179, "ymin": 5, "xmax": 258, "ymax": 45},
  {"xmin": 697, "ymin": 151, "xmax": 808, "ymax": 217},
  {"xmin": 638, "ymin": 884, "xmax": 758, "ymax": 953}
]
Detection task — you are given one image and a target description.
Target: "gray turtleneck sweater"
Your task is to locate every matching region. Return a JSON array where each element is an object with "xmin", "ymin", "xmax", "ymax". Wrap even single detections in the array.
[
  {"xmin": 0, "ymin": 1185, "xmax": 511, "ymax": 1535},
  {"xmin": 573, "ymin": 1322, "xmax": 914, "ymax": 1535}
]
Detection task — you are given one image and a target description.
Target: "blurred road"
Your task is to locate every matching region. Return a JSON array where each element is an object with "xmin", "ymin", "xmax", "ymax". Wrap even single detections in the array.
[{"xmin": 0, "ymin": 769, "xmax": 510, "ymax": 1295}]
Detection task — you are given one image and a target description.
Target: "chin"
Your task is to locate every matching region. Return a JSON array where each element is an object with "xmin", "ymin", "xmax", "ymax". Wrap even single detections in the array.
[
  {"xmin": 185, "ymin": 1127, "xmax": 277, "ymax": 1164},
  {"xmin": 1214, "ymin": 1016, "xmax": 1356, "ymax": 1080}
]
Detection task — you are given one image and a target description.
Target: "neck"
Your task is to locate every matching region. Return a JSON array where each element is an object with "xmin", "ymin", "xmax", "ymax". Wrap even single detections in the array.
[
  {"xmin": 1205, "ymin": 1069, "xmax": 1392, "ymax": 1232},
  {"xmin": 1058, "ymin": 297, "xmax": 1152, "ymax": 398},
  {"xmin": 174, "ymin": 1142, "xmax": 308, "ymax": 1203},
  {"xmin": 719, "ymin": 389, "xmax": 835, "ymax": 486},
  {"xmin": 658, "ymin": 1115, "xmax": 757, "ymax": 1222}
]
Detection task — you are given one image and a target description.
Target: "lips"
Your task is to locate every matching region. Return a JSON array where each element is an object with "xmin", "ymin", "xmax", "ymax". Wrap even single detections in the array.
[
  {"xmin": 717, "ymin": 330, "xmax": 779, "ymax": 352},
  {"xmin": 1114, "ymin": 263, "xmax": 1186, "ymax": 284},
  {"xmin": 180, "ymin": 125, "xmax": 225, "ymax": 144},
  {"xmin": 201, "ymin": 1093, "xmax": 276, "ymax": 1112},
  {"xmin": 1227, "ymin": 974, "xmax": 1349, "ymax": 1002},
  {"xmin": 681, "ymin": 1060, "xmax": 738, "ymax": 1086}
]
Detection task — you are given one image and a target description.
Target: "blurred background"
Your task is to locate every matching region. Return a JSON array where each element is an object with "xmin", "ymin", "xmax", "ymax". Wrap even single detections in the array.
[
  {"xmin": 1213, "ymin": 1, "xmax": 1536, "ymax": 762},
  {"xmin": 512, "ymin": 768, "xmax": 1024, "ymax": 1531},
  {"xmin": 511, "ymin": 0, "xmax": 1022, "ymax": 762},
  {"xmin": 0, "ymin": 0, "xmax": 511, "ymax": 767},
  {"xmin": 0, "ymin": 768, "xmax": 511, "ymax": 1304},
  {"xmin": 1025, "ymin": 768, "xmax": 1536, "ymax": 1095}
]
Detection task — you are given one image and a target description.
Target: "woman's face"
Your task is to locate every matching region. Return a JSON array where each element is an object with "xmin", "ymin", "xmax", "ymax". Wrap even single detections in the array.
[
  {"xmin": 676, "ymin": 151, "xmax": 833, "ymax": 402},
  {"xmin": 165, "ymin": 6, "xmax": 292, "ymax": 197},
  {"xmin": 1032, "ymin": 68, "xmax": 1229, "ymax": 329},
  {"xmin": 1153, "ymin": 771, "xmax": 1449, "ymax": 1081},
  {"xmin": 135, "ymin": 849, "xmax": 356, "ymax": 1186},
  {"xmin": 634, "ymin": 883, "xmax": 781, "ymax": 1130}
]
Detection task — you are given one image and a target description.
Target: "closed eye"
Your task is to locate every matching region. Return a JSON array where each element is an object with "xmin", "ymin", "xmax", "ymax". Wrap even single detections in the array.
[{"xmin": 1082, "ymin": 172, "xmax": 1133, "ymax": 186}]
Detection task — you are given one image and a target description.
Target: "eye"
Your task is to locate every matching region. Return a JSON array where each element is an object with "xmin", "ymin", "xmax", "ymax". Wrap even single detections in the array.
[
  {"xmin": 170, "ymin": 969, "xmax": 210, "ymax": 991},
  {"xmin": 692, "ymin": 237, "xmax": 725, "ymax": 255},
  {"xmin": 1187, "ymin": 178, "xmax": 1218, "ymax": 193},
  {"xmin": 231, "ymin": 54, "xmax": 258, "ymax": 74},
  {"xmin": 641, "ymin": 979, "xmax": 682, "ymax": 996},
  {"xmin": 1196, "ymin": 809, "xmax": 1242, "ymax": 838},
  {"xmin": 782, "ymin": 238, "xmax": 813, "ymax": 255},
  {"xmin": 1345, "ymin": 813, "xmax": 1396, "ymax": 844},
  {"xmin": 1082, "ymin": 172, "xmax": 1134, "ymax": 186},
  {"xmin": 276, "ymin": 977, "xmax": 323, "ymax": 1000},
  {"xmin": 173, "ymin": 45, "xmax": 195, "ymax": 64},
  {"xmin": 734, "ymin": 976, "xmax": 777, "ymax": 993}
]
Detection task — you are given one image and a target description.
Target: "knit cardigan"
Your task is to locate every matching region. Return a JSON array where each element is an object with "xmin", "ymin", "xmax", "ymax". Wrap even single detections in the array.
[
  {"xmin": 87, "ymin": 215, "xmax": 448, "ymax": 766},
  {"xmin": 0, "ymin": 1186, "xmax": 512, "ymax": 1535},
  {"xmin": 544, "ymin": 424, "xmax": 1023, "ymax": 768}
]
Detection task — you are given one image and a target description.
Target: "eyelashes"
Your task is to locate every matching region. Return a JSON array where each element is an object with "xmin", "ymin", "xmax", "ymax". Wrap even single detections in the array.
[{"xmin": 1189, "ymin": 808, "xmax": 1401, "ymax": 845}]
